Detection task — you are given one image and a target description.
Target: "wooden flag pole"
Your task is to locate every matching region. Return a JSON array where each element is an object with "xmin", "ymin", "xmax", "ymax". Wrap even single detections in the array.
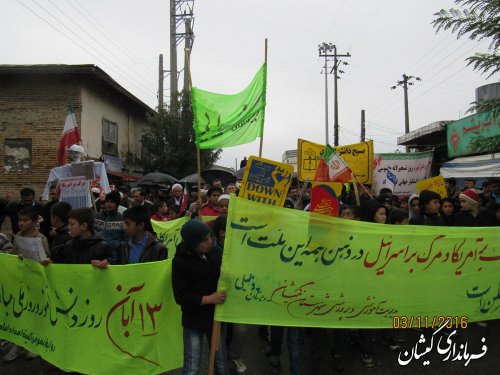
[
  {"xmin": 352, "ymin": 173, "xmax": 361, "ymax": 206},
  {"xmin": 208, "ymin": 320, "xmax": 222, "ymax": 375},
  {"xmin": 259, "ymin": 38, "xmax": 268, "ymax": 158},
  {"xmin": 350, "ymin": 172, "xmax": 374, "ymax": 205}
]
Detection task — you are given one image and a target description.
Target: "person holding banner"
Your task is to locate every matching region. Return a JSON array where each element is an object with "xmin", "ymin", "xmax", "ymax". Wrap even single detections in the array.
[
  {"xmin": 5, "ymin": 208, "xmax": 50, "ymax": 362},
  {"xmin": 43, "ymin": 208, "xmax": 112, "ymax": 266},
  {"xmin": 172, "ymin": 220, "xmax": 229, "ymax": 375},
  {"xmin": 115, "ymin": 205, "xmax": 168, "ymax": 264},
  {"xmin": 409, "ymin": 190, "xmax": 446, "ymax": 226},
  {"xmin": 12, "ymin": 208, "xmax": 49, "ymax": 257},
  {"xmin": 440, "ymin": 198, "xmax": 456, "ymax": 226},
  {"xmin": 453, "ymin": 189, "xmax": 498, "ymax": 227}
]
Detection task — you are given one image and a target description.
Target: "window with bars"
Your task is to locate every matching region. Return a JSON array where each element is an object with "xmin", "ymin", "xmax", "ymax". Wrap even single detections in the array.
[{"xmin": 102, "ymin": 118, "xmax": 118, "ymax": 156}]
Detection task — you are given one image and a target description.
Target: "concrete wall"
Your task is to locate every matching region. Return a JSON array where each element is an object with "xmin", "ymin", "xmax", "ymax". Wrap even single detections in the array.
[{"xmin": 80, "ymin": 84, "xmax": 151, "ymax": 174}]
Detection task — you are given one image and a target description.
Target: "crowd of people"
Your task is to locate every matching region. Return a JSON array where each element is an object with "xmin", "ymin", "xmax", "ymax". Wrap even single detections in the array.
[{"xmin": 0, "ymin": 175, "xmax": 498, "ymax": 374}]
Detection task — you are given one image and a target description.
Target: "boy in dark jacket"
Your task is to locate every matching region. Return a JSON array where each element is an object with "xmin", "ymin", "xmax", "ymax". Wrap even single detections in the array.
[
  {"xmin": 116, "ymin": 205, "xmax": 168, "ymax": 264},
  {"xmin": 49, "ymin": 201, "xmax": 73, "ymax": 260},
  {"xmin": 42, "ymin": 208, "xmax": 111, "ymax": 266},
  {"xmin": 172, "ymin": 220, "xmax": 229, "ymax": 375},
  {"xmin": 409, "ymin": 190, "xmax": 446, "ymax": 226},
  {"xmin": 94, "ymin": 191, "xmax": 125, "ymax": 263}
]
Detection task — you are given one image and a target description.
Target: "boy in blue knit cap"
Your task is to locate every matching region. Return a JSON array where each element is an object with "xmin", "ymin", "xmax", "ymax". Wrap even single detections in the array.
[{"xmin": 172, "ymin": 220, "xmax": 229, "ymax": 375}]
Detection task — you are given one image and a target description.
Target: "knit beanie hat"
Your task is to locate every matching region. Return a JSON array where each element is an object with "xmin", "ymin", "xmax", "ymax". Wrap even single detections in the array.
[
  {"xmin": 105, "ymin": 190, "xmax": 121, "ymax": 207},
  {"xmin": 181, "ymin": 220, "xmax": 211, "ymax": 250},
  {"xmin": 459, "ymin": 189, "xmax": 480, "ymax": 206},
  {"xmin": 418, "ymin": 190, "xmax": 441, "ymax": 208}
]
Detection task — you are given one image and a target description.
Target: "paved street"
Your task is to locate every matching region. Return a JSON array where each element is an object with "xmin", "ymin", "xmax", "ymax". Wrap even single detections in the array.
[{"xmin": 1, "ymin": 319, "xmax": 498, "ymax": 374}]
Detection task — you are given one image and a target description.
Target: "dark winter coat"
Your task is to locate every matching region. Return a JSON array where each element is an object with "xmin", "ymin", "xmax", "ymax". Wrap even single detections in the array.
[
  {"xmin": 453, "ymin": 208, "xmax": 498, "ymax": 227},
  {"xmin": 409, "ymin": 213, "xmax": 447, "ymax": 226},
  {"xmin": 52, "ymin": 235, "xmax": 112, "ymax": 264},
  {"xmin": 172, "ymin": 242, "xmax": 222, "ymax": 331},
  {"xmin": 50, "ymin": 225, "xmax": 72, "ymax": 260}
]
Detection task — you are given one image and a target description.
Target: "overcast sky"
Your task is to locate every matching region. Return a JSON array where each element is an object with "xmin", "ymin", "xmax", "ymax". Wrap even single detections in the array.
[{"xmin": 2, "ymin": 0, "xmax": 496, "ymax": 171}]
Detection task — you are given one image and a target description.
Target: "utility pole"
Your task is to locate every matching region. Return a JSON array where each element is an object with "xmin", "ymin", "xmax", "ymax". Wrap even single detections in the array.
[
  {"xmin": 392, "ymin": 74, "xmax": 421, "ymax": 152},
  {"xmin": 183, "ymin": 17, "xmax": 193, "ymax": 92},
  {"xmin": 159, "ymin": 54, "xmax": 164, "ymax": 111},
  {"xmin": 169, "ymin": 0, "xmax": 178, "ymax": 107},
  {"xmin": 332, "ymin": 46, "xmax": 351, "ymax": 146},
  {"xmin": 360, "ymin": 109, "xmax": 365, "ymax": 142},
  {"xmin": 318, "ymin": 44, "xmax": 350, "ymax": 145},
  {"xmin": 318, "ymin": 43, "xmax": 334, "ymax": 144},
  {"xmin": 168, "ymin": 0, "xmax": 195, "ymax": 107}
]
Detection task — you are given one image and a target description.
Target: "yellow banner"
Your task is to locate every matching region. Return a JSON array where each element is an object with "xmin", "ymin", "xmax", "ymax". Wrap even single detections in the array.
[
  {"xmin": 416, "ymin": 176, "xmax": 448, "ymax": 198},
  {"xmin": 239, "ymin": 156, "xmax": 294, "ymax": 206},
  {"xmin": 298, "ymin": 139, "xmax": 373, "ymax": 184}
]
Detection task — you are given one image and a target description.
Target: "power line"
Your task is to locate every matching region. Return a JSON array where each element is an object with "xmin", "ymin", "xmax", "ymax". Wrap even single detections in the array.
[
  {"xmin": 25, "ymin": 0, "xmax": 154, "ymax": 99},
  {"xmin": 46, "ymin": 0, "xmax": 155, "ymax": 82},
  {"xmin": 69, "ymin": 0, "xmax": 155, "ymax": 79}
]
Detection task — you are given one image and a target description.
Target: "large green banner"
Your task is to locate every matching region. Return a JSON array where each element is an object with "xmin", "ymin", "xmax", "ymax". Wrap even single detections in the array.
[
  {"xmin": 216, "ymin": 196, "xmax": 500, "ymax": 328},
  {"xmin": 192, "ymin": 64, "xmax": 267, "ymax": 149},
  {"xmin": 0, "ymin": 255, "xmax": 183, "ymax": 374}
]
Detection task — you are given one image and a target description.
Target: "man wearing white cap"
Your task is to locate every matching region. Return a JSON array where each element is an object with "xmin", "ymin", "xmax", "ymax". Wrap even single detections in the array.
[
  {"xmin": 67, "ymin": 144, "xmax": 85, "ymax": 163},
  {"xmin": 218, "ymin": 194, "xmax": 230, "ymax": 216}
]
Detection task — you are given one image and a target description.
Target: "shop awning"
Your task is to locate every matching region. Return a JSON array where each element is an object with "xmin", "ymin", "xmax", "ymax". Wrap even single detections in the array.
[
  {"xmin": 440, "ymin": 153, "xmax": 499, "ymax": 178},
  {"xmin": 107, "ymin": 171, "xmax": 140, "ymax": 181}
]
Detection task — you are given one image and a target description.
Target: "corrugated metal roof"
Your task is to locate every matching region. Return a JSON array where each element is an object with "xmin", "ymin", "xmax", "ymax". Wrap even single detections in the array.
[{"xmin": 397, "ymin": 120, "xmax": 454, "ymax": 145}]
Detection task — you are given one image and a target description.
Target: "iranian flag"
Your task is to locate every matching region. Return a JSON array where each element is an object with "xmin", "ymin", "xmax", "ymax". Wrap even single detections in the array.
[
  {"xmin": 57, "ymin": 104, "xmax": 81, "ymax": 165},
  {"xmin": 314, "ymin": 144, "xmax": 352, "ymax": 183}
]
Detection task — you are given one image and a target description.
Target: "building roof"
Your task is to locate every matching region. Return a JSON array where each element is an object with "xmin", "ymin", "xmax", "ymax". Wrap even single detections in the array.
[
  {"xmin": 0, "ymin": 64, "xmax": 155, "ymax": 113},
  {"xmin": 397, "ymin": 120, "xmax": 454, "ymax": 147}
]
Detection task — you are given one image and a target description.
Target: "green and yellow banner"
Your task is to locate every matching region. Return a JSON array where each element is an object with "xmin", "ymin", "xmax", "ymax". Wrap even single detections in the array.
[
  {"xmin": 216, "ymin": 196, "xmax": 500, "ymax": 328},
  {"xmin": 0, "ymin": 255, "xmax": 183, "ymax": 374}
]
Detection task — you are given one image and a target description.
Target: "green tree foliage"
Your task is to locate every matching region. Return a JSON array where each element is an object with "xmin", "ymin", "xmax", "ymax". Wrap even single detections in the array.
[
  {"xmin": 141, "ymin": 91, "xmax": 221, "ymax": 178},
  {"xmin": 432, "ymin": 0, "xmax": 499, "ymax": 116},
  {"xmin": 469, "ymin": 134, "xmax": 500, "ymax": 153}
]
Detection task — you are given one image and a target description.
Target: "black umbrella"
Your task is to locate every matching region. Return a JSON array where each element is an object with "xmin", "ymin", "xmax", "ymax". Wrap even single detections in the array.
[
  {"xmin": 201, "ymin": 166, "xmax": 236, "ymax": 187},
  {"xmin": 137, "ymin": 172, "xmax": 177, "ymax": 187},
  {"xmin": 179, "ymin": 173, "xmax": 206, "ymax": 184}
]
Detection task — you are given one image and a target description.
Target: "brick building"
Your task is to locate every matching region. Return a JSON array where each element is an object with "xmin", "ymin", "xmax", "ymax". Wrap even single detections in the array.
[{"xmin": 0, "ymin": 64, "xmax": 154, "ymax": 199}]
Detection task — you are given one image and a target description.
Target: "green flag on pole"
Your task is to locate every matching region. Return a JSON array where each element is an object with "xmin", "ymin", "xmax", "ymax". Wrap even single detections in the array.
[{"xmin": 191, "ymin": 63, "xmax": 267, "ymax": 149}]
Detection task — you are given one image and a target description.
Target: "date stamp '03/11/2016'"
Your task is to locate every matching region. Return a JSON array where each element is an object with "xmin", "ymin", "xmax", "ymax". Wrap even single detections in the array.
[{"xmin": 393, "ymin": 315, "xmax": 468, "ymax": 330}]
